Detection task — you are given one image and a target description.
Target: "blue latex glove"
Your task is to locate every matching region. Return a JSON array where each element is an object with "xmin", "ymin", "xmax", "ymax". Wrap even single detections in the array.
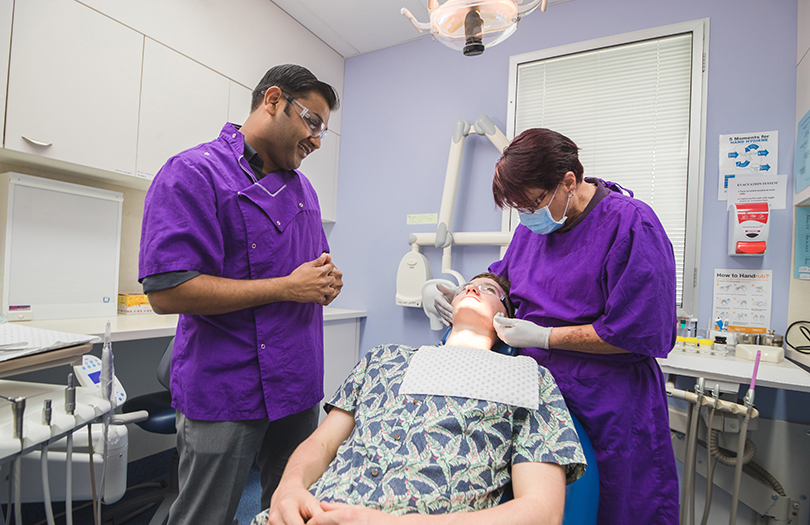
[{"xmin": 493, "ymin": 313, "xmax": 552, "ymax": 349}]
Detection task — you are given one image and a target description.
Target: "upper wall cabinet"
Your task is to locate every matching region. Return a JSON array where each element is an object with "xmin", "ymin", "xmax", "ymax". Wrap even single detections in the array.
[
  {"xmin": 229, "ymin": 82, "xmax": 253, "ymax": 127},
  {"xmin": 76, "ymin": 0, "xmax": 344, "ymax": 134},
  {"xmin": 5, "ymin": 0, "xmax": 143, "ymax": 176},
  {"xmin": 136, "ymin": 39, "xmax": 230, "ymax": 179}
]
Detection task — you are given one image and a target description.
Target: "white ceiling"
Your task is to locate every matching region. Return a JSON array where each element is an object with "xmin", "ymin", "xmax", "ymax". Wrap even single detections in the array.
[{"xmin": 270, "ymin": 0, "xmax": 433, "ymax": 58}]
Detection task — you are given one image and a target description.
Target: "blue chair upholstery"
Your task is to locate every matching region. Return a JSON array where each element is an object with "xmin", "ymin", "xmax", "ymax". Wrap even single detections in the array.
[{"xmin": 562, "ymin": 413, "xmax": 599, "ymax": 525}]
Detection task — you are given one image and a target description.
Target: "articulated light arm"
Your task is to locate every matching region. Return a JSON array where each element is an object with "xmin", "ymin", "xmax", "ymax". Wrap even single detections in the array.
[{"xmin": 474, "ymin": 114, "xmax": 509, "ymax": 153}]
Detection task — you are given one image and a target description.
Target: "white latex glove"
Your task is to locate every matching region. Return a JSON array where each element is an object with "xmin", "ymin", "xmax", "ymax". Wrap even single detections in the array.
[
  {"xmin": 493, "ymin": 313, "xmax": 552, "ymax": 349},
  {"xmin": 434, "ymin": 283, "xmax": 457, "ymax": 326}
]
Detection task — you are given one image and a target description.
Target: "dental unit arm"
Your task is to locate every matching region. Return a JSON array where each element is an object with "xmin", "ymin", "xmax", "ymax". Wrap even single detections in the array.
[{"xmin": 396, "ymin": 115, "xmax": 513, "ymax": 320}]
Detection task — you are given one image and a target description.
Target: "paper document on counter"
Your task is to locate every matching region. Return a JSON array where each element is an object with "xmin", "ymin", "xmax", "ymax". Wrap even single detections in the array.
[{"xmin": 0, "ymin": 324, "xmax": 100, "ymax": 363}]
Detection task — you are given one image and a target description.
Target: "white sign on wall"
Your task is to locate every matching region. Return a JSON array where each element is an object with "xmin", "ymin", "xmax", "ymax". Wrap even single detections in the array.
[
  {"xmin": 712, "ymin": 269, "xmax": 772, "ymax": 334},
  {"xmin": 718, "ymin": 131, "xmax": 778, "ymax": 200}
]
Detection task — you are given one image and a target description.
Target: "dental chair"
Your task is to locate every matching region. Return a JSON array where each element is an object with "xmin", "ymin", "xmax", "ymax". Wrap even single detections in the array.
[
  {"xmin": 561, "ymin": 413, "xmax": 599, "ymax": 525},
  {"xmin": 105, "ymin": 337, "xmax": 177, "ymax": 525}
]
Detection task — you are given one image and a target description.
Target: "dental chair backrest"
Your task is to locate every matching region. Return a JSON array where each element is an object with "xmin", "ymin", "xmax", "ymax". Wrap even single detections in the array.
[
  {"xmin": 157, "ymin": 337, "xmax": 174, "ymax": 392},
  {"xmin": 563, "ymin": 413, "xmax": 599, "ymax": 525}
]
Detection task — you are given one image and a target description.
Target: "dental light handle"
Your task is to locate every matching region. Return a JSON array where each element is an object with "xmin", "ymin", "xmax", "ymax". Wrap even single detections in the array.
[
  {"xmin": 400, "ymin": 8, "xmax": 431, "ymax": 32},
  {"xmin": 517, "ymin": 0, "xmax": 547, "ymax": 15}
]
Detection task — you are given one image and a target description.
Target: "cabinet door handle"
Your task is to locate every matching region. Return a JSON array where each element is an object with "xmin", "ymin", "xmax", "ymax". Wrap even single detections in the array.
[{"xmin": 22, "ymin": 136, "xmax": 53, "ymax": 147}]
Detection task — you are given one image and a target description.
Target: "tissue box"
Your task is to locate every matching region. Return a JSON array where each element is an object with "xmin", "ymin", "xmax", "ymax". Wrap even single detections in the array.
[{"xmin": 118, "ymin": 294, "xmax": 152, "ymax": 314}]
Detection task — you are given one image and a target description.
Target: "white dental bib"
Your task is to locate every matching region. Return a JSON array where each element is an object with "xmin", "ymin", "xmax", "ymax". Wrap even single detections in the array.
[{"xmin": 399, "ymin": 345, "xmax": 539, "ymax": 409}]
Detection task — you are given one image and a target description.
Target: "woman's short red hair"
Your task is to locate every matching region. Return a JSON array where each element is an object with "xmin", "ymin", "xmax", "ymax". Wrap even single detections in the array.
[{"xmin": 492, "ymin": 128, "xmax": 584, "ymax": 210}]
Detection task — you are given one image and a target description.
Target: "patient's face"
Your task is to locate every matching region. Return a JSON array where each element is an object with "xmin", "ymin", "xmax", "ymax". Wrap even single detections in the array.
[{"xmin": 451, "ymin": 278, "xmax": 507, "ymax": 323}]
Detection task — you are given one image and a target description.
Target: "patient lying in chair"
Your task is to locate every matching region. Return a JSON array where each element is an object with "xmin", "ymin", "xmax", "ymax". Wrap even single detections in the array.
[{"xmin": 254, "ymin": 273, "xmax": 586, "ymax": 525}]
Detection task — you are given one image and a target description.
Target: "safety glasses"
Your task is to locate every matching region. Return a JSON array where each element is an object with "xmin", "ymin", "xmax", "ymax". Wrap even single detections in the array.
[
  {"xmin": 281, "ymin": 91, "xmax": 328, "ymax": 140},
  {"xmin": 516, "ymin": 184, "xmax": 559, "ymax": 215},
  {"xmin": 454, "ymin": 280, "xmax": 506, "ymax": 302}
]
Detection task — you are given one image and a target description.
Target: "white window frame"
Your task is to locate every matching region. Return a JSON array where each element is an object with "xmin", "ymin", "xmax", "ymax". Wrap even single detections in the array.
[{"xmin": 502, "ymin": 19, "xmax": 709, "ymax": 318}]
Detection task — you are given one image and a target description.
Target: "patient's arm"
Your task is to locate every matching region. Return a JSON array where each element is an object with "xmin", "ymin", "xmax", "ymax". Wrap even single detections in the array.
[
  {"xmin": 310, "ymin": 461, "xmax": 566, "ymax": 525},
  {"xmin": 268, "ymin": 408, "xmax": 356, "ymax": 525}
]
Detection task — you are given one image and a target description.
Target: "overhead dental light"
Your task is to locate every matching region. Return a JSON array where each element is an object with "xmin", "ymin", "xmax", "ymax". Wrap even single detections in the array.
[{"xmin": 401, "ymin": 0, "xmax": 547, "ymax": 57}]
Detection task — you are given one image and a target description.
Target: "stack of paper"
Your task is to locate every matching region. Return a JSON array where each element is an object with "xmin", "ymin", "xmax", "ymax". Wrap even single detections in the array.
[{"xmin": 0, "ymin": 324, "xmax": 99, "ymax": 363}]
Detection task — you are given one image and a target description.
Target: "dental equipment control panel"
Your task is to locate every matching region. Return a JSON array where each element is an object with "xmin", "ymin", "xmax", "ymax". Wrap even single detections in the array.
[{"xmin": 74, "ymin": 355, "xmax": 126, "ymax": 408}]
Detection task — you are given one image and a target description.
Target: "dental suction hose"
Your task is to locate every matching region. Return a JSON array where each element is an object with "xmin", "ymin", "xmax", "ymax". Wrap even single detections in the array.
[
  {"xmin": 729, "ymin": 350, "xmax": 761, "ymax": 525},
  {"xmin": 682, "ymin": 378, "xmax": 704, "ymax": 525},
  {"xmin": 700, "ymin": 385, "xmax": 721, "ymax": 525}
]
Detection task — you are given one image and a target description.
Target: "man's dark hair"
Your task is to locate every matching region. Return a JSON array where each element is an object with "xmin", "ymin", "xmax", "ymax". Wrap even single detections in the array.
[
  {"xmin": 471, "ymin": 272, "xmax": 516, "ymax": 318},
  {"xmin": 251, "ymin": 64, "xmax": 340, "ymax": 112}
]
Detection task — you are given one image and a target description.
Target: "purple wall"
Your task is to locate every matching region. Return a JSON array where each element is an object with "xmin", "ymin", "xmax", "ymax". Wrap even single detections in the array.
[{"xmin": 326, "ymin": 0, "xmax": 804, "ymax": 419}]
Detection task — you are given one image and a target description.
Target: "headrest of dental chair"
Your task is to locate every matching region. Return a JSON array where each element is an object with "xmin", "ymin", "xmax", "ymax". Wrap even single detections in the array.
[{"xmin": 439, "ymin": 327, "xmax": 518, "ymax": 357}]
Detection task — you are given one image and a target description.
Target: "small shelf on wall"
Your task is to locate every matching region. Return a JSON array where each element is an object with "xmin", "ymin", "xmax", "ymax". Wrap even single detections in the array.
[{"xmin": 796, "ymin": 183, "xmax": 810, "ymax": 207}]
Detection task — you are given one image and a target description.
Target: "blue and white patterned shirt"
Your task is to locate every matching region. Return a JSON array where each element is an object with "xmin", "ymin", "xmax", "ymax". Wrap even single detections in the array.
[{"xmin": 252, "ymin": 344, "xmax": 586, "ymax": 523}]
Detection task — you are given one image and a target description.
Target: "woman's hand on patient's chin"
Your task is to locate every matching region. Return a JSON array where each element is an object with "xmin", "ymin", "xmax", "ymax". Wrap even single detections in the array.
[
  {"xmin": 266, "ymin": 488, "xmax": 323, "ymax": 525},
  {"xmin": 309, "ymin": 501, "xmax": 393, "ymax": 525}
]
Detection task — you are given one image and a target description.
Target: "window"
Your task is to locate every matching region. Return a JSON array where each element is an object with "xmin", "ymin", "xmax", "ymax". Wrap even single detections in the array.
[{"xmin": 505, "ymin": 20, "xmax": 708, "ymax": 317}]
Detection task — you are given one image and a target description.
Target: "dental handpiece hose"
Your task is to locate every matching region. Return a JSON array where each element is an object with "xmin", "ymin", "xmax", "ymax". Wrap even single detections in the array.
[
  {"xmin": 65, "ymin": 373, "xmax": 76, "ymax": 525},
  {"xmin": 98, "ymin": 321, "xmax": 113, "ymax": 524},
  {"xmin": 729, "ymin": 351, "xmax": 760, "ymax": 525},
  {"xmin": 686, "ymin": 378, "xmax": 704, "ymax": 525},
  {"xmin": 42, "ymin": 400, "xmax": 56, "ymax": 525},
  {"xmin": 0, "ymin": 394, "xmax": 26, "ymax": 525}
]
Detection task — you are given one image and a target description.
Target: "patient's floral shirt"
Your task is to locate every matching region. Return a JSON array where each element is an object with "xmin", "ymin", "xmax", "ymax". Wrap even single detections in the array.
[{"xmin": 252, "ymin": 344, "xmax": 585, "ymax": 522}]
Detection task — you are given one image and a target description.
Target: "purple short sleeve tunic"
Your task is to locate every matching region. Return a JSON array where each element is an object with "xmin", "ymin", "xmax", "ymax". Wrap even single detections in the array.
[
  {"xmin": 489, "ymin": 179, "xmax": 679, "ymax": 524},
  {"xmin": 139, "ymin": 123, "xmax": 328, "ymax": 422}
]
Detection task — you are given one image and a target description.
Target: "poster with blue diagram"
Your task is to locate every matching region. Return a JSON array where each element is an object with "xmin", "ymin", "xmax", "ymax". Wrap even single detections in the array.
[
  {"xmin": 718, "ymin": 131, "xmax": 778, "ymax": 200},
  {"xmin": 795, "ymin": 109, "xmax": 810, "ymax": 194}
]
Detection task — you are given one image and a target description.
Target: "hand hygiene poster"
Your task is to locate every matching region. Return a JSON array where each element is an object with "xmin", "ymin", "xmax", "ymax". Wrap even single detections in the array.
[
  {"xmin": 718, "ymin": 131, "xmax": 778, "ymax": 200},
  {"xmin": 712, "ymin": 269, "xmax": 772, "ymax": 334}
]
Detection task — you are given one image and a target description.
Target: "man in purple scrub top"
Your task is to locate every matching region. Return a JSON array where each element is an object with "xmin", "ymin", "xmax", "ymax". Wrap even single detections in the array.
[
  {"xmin": 441, "ymin": 128, "xmax": 679, "ymax": 524},
  {"xmin": 139, "ymin": 64, "xmax": 343, "ymax": 525}
]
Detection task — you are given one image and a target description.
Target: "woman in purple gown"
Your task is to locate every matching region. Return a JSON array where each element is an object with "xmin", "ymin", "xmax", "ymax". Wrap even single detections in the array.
[{"xmin": 488, "ymin": 128, "xmax": 679, "ymax": 524}]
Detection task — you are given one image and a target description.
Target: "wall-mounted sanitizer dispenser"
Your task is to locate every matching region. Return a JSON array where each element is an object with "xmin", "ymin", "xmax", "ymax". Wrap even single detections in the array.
[{"xmin": 728, "ymin": 202, "xmax": 769, "ymax": 256}]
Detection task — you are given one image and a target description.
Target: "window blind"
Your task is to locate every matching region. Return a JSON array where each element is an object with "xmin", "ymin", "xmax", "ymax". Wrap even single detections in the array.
[{"xmin": 514, "ymin": 33, "xmax": 693, "ymax": 306}]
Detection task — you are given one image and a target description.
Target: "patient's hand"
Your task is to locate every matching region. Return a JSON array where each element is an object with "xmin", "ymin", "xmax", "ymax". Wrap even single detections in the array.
[
  {"xmin": 267, "ymin": 486, "xmax": 324, "ymax": 525},
  {"xmin": 309, "ymin": 501, "xmax": 394, "ymax": 525}
]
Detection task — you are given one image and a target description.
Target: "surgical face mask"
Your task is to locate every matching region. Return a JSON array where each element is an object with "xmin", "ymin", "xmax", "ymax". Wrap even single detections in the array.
[{"xmin": 518, "ymin": 185, "xmax": 572, "ymax": 235}]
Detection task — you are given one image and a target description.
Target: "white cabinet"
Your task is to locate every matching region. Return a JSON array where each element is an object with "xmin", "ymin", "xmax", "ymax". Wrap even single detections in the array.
[
  {"xmin": 136, "ymin": 39, "xmax": 230, "ymax": 179},
  {"xmin": 321, "ymin": 315, "xmax": 363, "ymax": 422},
  {"xmin": 300, "ymin": 131, "xmax": 340, "ymax": 222},
  {"xmin": 0, "ymin": 0, "xmax": 12, "ymax": 139},
  {"xmin": 228, "ymin": 82, "xmax": 253, "ymax": 127},
  {"xmin": 4, "ymin": 0, "xmax": 142, "ymax": 176}
]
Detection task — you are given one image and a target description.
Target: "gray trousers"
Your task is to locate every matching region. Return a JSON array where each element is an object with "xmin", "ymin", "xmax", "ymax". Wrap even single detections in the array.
[{"xmin": 167, "ymin": 405, "xmax": 319, "ymax": 525}]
